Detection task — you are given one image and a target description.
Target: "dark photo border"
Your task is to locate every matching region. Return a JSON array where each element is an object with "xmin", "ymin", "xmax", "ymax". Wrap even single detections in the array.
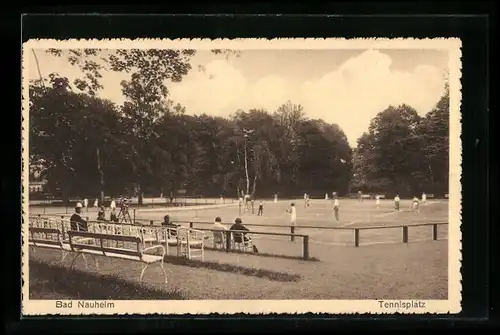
[{"xmin": 4, "ymin": 3, "xmax": 495, "ymax": 333}]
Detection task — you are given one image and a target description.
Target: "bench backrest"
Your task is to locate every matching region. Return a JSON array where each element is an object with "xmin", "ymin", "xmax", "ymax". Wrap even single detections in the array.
[
  {"xmin": 67, "ymin": 230, "xmax": 142, "ymax": 258},
  {"xmin": 29, "ymin": 227, "xmax": 63, "ymax": 246}
]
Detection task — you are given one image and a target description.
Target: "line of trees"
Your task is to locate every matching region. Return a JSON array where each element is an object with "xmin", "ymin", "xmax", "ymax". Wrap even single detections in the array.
[
  {"xmin": 350, "ymin": 84, "xmax": 449, "ymax": 197},
  {"xmin": 28, "ymin": 48, "xmax": 449, "ymax": 203}
]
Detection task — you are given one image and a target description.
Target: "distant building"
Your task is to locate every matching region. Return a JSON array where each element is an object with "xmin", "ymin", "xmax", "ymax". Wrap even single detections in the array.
[{"xmin": 29, "ymin": 180, "xmax": 46, "ymax": 193}]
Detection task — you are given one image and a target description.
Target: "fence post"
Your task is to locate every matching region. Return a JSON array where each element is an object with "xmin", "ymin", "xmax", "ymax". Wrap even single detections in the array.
[
  {"xmin": 150, "ymin": 220, "xmax": 153, "ymax": 226},
  {"xmin": 354, "ymin": 229, "xmax": 360, "ymax": 247},
  {"xmin": 225, "ymin": 231, "xmax": 231, "ymax": 252},
  {"xmin": 433, "ymin": 224, "xmax": 438, "ymax": 240},
  {"xmin": 190, "ymin": 222, "xmax": 194, "ymax": 228},
  {"xmin": 133, "ymin": 209, "xmax": 136, "ymax": 224},
  {"xmin": 303, "ymin": 236, "xmax": 309, "ymax": 260},
  {"xmin": 403, "ymin": 226, "xmax": 408, "ymax": 243},
  {"xmin": 290, "ymin": 226, "xmax": 295, "ymax": 242}
]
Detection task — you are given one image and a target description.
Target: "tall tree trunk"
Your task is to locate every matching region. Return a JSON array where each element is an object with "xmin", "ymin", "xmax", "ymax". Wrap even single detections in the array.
[
  {"xmin": 251, "ymin": 175, "xmax": 258, "ymax": 197},
  {"xmin": 244, "ymin": 139, "xmax": 250, "ymax": 194},
  {"xmin": 96, "ymin": 147, "xmax": 104, "ymax": 204},
  {"xmin": 31, "ymin": 50, "xmax": 46, "ymax": 89}
]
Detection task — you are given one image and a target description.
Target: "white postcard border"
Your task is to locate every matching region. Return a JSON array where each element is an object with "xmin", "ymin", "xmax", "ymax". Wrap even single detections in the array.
[{"xmin": 21, "ymin": 38, "xmax": 462, "ymax": 315}]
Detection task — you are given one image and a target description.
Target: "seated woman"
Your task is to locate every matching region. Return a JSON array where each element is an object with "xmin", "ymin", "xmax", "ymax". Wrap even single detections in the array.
[
  {"xmin": 229, "ymin": 218, "xmax": 259, "ymax": 253},
  {"xmin": 109, "ymin": 208, "xmax": 119, "ymax": 223},
  {"xmin": 97, "ymin": 206, "xmax": 107, "ymax": 222},
  {"xmin": 161, "ymin": 215, "xmax": 180, "ymax": 236}
]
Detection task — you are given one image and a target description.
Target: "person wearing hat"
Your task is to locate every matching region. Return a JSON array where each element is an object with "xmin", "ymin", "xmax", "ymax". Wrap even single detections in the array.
[
  {"xmin": 230, "ymin": 218, "xmax": 258, "ymax": 253},
  {"xmin": 70, "ymin": 202, "xmax": 88, "ymax": 231}
]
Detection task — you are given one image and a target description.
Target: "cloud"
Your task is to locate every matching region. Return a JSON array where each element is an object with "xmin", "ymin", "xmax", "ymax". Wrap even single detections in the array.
[
  {"xmin": 29, "ymin": 49, "xmax": 446, "ymax": 147},
  {"xmin": 169, "ymin": 50, "xmax": 445, "ymax": 146}
]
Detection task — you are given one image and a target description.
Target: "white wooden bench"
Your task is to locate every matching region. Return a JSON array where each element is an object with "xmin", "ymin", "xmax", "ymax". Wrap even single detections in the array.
[
  {"xmin": 28, "ymin": 227, "xmax": 73, "ymax": 263},
  {"xmin": 176, "ymin": 227, "xmax": 205, "ymax": 261},
  {"xmin": 67, "ymin": 230, "xmax": 168, "ymax": 283}
]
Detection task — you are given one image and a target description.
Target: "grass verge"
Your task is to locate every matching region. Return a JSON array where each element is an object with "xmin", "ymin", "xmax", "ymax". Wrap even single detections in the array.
[
  {"xmin": 29, "ymin": 259, "xmax": 185, "ymax": 300},
  {"xmin": 164, "ymin": 255, "xmax": 301, "ymax": 282},
  {"xmin": 203, "ymin": 245, "xmax": 320, "ymax": 262}
]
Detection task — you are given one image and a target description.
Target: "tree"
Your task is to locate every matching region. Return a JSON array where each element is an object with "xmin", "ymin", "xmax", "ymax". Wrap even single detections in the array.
[
  {"xmin": 29, "ymin": 84, "xmax": 125, "ymax": 202},
  {"xmin": 353, "ymin": 104, "xmax": 429, "ymax": 196},
  {"xmin": 418, "ymin": 84, "xmax": 449, "ymax": 195}
]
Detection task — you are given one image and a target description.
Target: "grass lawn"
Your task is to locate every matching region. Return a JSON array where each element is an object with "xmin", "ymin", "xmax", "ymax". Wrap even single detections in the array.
[{"xmin": 29, "ymin": 239, "xmax": 447, "ymax": 300}]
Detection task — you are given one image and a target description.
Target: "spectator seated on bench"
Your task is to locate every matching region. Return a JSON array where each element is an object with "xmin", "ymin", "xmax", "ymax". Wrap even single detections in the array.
[
  {"xmin": 229, "ymin": 218, "xmax": 258, "ymax": 253},
  {"xmin": 161, "ymin": 215, "xmax": 180, "ymax": 237},
  {"xmin": 212, "ymin": 216, "xmax": 227, "ymax": 249},
  {"xmin": 67, "ymin": 230, "xmax": 168, "ymax": 283},
  {"xmin": 70, "ymin": 203, "xmax": 88, "ymax": 232},
  {"xmin": 97, "ymin": 206, "xmax": 108, "ymax": 222}
]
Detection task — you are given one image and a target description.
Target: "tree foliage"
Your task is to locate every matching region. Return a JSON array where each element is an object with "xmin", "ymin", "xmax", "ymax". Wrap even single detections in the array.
[
  {"xmin": 30, "ymin": 48, "xmax": 448, "ymax": 200},
  {"xmin": 350, "ymin": 86, "xmax": 450, "ymax": 197}
]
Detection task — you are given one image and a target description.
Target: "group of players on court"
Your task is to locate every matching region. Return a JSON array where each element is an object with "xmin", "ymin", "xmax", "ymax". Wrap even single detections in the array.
[{"xmin": 237, "ymin": 191, "xmax": 428, "ymax": 227}]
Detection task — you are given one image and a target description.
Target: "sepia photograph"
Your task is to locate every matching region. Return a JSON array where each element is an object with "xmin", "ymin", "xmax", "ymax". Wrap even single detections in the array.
[{"xmin": 22, "ymin": 38, "xmax": 462, "ymax": 315}]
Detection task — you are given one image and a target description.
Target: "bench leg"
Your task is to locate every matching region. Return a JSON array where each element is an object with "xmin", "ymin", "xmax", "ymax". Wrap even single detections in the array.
[
  {"xmin": 81, "ymin": 254, "xmax": 88, "ymax": 269},
  {"xmin": 139, "ymin": 263, "xmax": 149, "ymax": 282},
  {"xmin": 61, "ymin": 250, "xmax": 70, "ymax": 263},
  {"xmin": 160, "ymin": 261, "xmax": 168, "ymax": 284},
  {"xmin": 70, "ymin": 252, "xmax": 83, "ymax": 269}
]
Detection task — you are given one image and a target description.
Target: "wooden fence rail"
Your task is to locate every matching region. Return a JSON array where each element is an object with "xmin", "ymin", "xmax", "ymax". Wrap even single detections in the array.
[{"xmin": 33, "ymin": 214, "xmax": 447, "ymax": 249}]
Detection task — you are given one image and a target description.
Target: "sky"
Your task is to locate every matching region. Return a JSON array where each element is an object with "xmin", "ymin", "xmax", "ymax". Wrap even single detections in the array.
[{"xmin": 28, "ymin": 48, "xmax": 448, "ymax": 147}]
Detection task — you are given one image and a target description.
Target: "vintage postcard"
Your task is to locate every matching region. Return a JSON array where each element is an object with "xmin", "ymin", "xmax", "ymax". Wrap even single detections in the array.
[{"xmin": 21, "ymin": 38, "xmax": 462, "ymax": 315}]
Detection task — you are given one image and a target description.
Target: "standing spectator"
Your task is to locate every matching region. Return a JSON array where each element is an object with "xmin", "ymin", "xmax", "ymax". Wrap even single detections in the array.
[
  {"xmin": 257, "ymin": 201, "xmax": 264, "ymax": 216},
  {"xmin": 394, "ymin": 194, "xmax": 400, "ymax": 211},
  {"xmin": 287, "ymin": 203, "xmax": 297, "ymax": 237},
  {"xmin": 93, "ymin": 198, "xmax": 98, "ymax": 209},
  {"xmin": 375, "ymin": 195, "xmax": 381, "ymax": 209},
  {"xmin": 333, "ymin": 196, "xmax": 340, "ymax": 221},
  {"xmin": 411, "ymin": 196, "xmax": 420, "ymax": 213},
  {"xmin": 83, "ymin": 198, "xmax": 88, "ymax": 209},
  {"xmin": 70, "ymin": 203, "xmax": 88, "ymax": 232},
  {"xmin": 422, "ymin": 192, "xmax": 427, "ymax": 205},
  {"xmin": 110, "ymin": 198, "xmax": 116, "ymax": 211}
]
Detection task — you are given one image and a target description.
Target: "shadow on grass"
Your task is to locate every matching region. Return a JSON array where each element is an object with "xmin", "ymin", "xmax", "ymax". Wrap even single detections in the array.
[
  {"xmin": 203, "ymin": 246, "xmax": 320, "ymax": 262},
  {"xmin": 29, "ymin": 259, "xmax": 185, "ymax": 300},
  {"xmin": 164, "ymin": 255, "xmax": 301, "ymax": 282}
]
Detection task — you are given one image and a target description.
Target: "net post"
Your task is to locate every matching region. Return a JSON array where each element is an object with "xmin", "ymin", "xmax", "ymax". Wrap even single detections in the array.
[
  {"xmin": 225, "ymin": 231, "xmax": 231, "ymax": 252},
  {"xmin": 403, "ymin": 226, "xmax": 408, "ymax": 243},
  {"xmin": 303, "ymin": 235, "xmax": 309, "ymax": 260},
  {"xmin": 355, "ymin": 229, "xmax": 360, "ymax": 247}
]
